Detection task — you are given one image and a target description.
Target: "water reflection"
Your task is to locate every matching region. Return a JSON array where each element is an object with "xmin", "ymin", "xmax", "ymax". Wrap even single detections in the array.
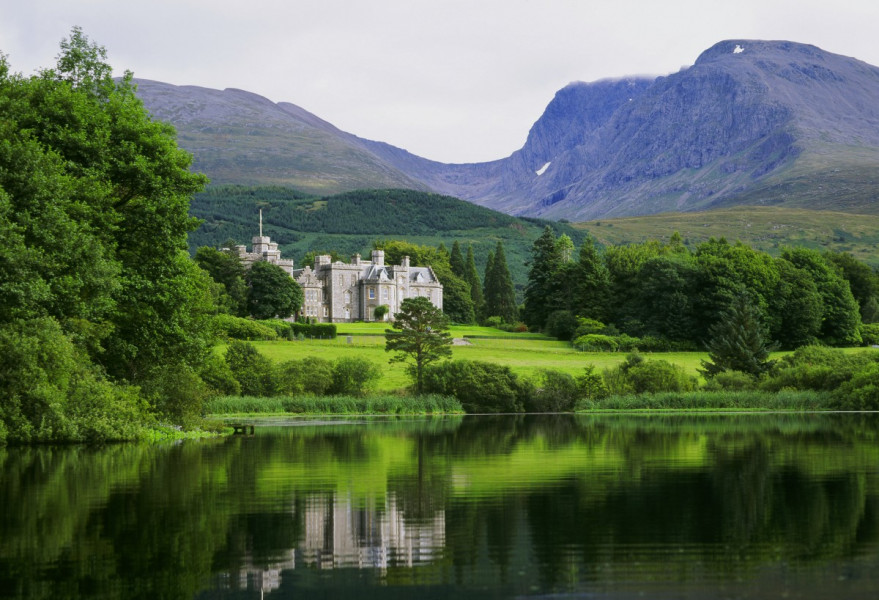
[{"xmin": 2, "ymin": 414, "xmax": 879, "ymax": 598}]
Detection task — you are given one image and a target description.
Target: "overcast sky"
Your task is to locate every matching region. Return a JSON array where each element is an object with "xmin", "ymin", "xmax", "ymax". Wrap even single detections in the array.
[{"xmin": 2, "ymin": 0, "xmax": 878, "ymax": 163}]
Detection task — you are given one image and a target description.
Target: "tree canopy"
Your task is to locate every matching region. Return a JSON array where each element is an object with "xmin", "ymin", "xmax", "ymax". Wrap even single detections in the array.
[
  {"xmin": 385, "ymin": 297, "xmax": 453, "ymax": 394},
  {"xmin": 0, "ymin": 29, "xmax": 214, "ymax": 441}
]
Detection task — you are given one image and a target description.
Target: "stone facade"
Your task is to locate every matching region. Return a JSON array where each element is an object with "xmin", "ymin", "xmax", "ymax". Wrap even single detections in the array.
[{"xmin": 235, "ymin": 232, "xmax": 442, "ymax": 323}]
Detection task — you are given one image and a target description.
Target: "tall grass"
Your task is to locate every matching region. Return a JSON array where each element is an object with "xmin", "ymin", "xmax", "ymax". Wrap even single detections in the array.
[
  {"xmin": 578, "ymin": 390, "xmax": 834, "ymax": 411},
  {"xmin": 205, "ymin": 394, "xmax": 463, "ymax": 416}
]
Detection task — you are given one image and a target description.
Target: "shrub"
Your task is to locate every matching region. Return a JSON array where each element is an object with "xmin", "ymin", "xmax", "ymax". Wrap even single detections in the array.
[
  {"xmin": 214, "ymin": 314, "xmax": 279, "ymax": 341},
  {"xmin": 330, "ymin": 357, "xmax": 381, "ymax": 397},
  {"xmin": 832, "ymin": 363, "xmax": 879, "ymax": 410},
  {"xmin": 577, "ymin": 365, "xmax": 610, "ymax": 402},
  {"xmin": 701, "ymin": 370, "xmax": 757, "ymax": 392},
  {"xmin": 760, "ymin": 345, "xmax": 878, "ymax": 392},
  {"xmin": 527, "ymin": 370, "xmax": 580, "ymax": 412},
  {"xmin": 602, "ymin": 352, "xmax": 696, "ymax": 395},
  {"xmin": 422, "ymin": 360, "xmax": 531, "ymax": 413},
  {"xmin": 573, "ymin": 334, "xmax": 619, "ymax": 352},
  {"xmin": 198, "ymin": 353, "xmax": 241, "ymax": 396},
  {"xmin": 224, "ymin": 340, "xmax": 278, "ymax": 396},
  {"xmin": 290, "ymin": 322, "xmax": 337, "ymax": 339},
  {"xmin": 141, "ymin": 364, "xmax": 211, "ymax": 426},
  {"xmin": 861, "ymin": 323, "xmax": 879, "ymax": 346},
  {"xmin": 573, "ymin": 318, "xmax": 607, "ymax": 338},
  {"xmin": 545, "ymin": 310, "xmax": 579, "ymax": 340},
  {"xmin": 275, "ymin": 356, "xmax": 335, "ymax": 395},
  {"xmin": 256, "ymin": 319, "xmax": 293, "ymax": 338}
]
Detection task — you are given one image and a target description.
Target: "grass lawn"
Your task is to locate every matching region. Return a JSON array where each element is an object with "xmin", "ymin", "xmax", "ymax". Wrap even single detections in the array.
[{"xmin": 246, "ymin": 323, "xmax": 712, "ymax": 392}]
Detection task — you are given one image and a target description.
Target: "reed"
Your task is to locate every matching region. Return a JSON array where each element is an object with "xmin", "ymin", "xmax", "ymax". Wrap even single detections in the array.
[
  {"xmin": 205, "ymin": 394, "xmax": 463, "ymax": 415},
  {"xmin": 578, "ymin": 390, "xmax": 834, "ymax": 411}
]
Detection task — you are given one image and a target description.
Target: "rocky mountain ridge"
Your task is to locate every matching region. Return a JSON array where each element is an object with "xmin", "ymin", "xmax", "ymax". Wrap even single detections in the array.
[{"xmin": 135, "ymin": 40, "xmax": 879, "ymax": 220}]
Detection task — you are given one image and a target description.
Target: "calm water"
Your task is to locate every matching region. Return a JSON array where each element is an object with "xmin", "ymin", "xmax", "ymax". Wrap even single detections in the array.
[{"xmin": 2, "ymin": 414, "xmax": 879, "ymax": 599}]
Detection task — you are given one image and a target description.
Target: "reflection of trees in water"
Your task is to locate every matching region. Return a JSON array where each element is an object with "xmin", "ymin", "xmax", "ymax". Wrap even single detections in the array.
[{"xmin": 3, "ymin": 415, "xmax": 879, "ymax": 597}]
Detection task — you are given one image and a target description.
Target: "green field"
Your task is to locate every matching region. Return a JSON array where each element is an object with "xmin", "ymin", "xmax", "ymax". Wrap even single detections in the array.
[{"xmin": 244, "ymin": 323, "xmax": 709, "ymax": 392}]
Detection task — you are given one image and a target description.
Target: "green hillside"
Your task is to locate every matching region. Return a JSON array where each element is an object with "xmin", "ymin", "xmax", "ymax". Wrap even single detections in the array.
[
  {"xmin": 574, "ymin": 206, "xmax": 879, "ymax": 267},
  {"xmin": 189, "ymin": 186, "xmax": 587, "ymax": 289}
]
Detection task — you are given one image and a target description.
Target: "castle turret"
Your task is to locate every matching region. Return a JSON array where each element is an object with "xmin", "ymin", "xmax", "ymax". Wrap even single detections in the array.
[{"xmin": 371, "ymin": 250, "xmax": 385, "ymax": 267}]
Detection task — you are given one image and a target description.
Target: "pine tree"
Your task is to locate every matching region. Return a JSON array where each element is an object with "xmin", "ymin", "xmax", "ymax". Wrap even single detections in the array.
[
  {"xmin": 449, "ymin": 240, "xmax": 466, "ymax": 279},
  {"xmin": 523, "ymin": 226, "xmax": 564, "ymax": 330},
  {"xmin": 700, "ymin": 294, "xmax": 775, "ymax": 378},
  {"xmin": 465, "ymin": 245, "xmax": 484, "ymax": 315},
  {"xmin": 484, "ymin": 242, "xmax": 518, "ymax": 323}
]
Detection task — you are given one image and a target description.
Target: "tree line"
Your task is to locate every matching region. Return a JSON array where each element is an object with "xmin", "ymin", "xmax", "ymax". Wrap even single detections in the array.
[{"xmin": 523, "ymin": 226, "xmax": 878, "ymax": 349}]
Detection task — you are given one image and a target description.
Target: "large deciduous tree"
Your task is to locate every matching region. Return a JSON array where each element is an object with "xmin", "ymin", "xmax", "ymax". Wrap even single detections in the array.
[
  {"xmin": 245, "ymin": 261, "xmax": 303, "ymax": 320},
  {"xmin": 385, "ymin": 297, "xmax": 453, "ymax": 394}
]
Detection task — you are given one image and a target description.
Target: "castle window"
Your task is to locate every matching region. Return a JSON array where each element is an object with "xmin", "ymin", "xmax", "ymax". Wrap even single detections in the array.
[
  {"xmin": 383, "ymin": 288, "xmax": 389, "ymax": 300},
  {"xmin": 369, "ymin": 288, "xmax": 375, "ymax": 300}
]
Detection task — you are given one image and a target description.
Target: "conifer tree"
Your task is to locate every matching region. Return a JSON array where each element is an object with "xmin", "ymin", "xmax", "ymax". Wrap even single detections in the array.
[
  {"xmin": 523, "ymin": 226, "xmax": 564, "ymax": 330},
  {"xmin": 700, "ymin": 293, "xmax": 775, "ymax": 378},
  {"xmin": 449, "ymin": 240, "xmax": 466, "ymax": 279},
  {"xmin": 484, "ymin": 242, "xmax": 518, "ymax": 323},
  {"xmin": 465, "ymin": 245, "xmax": 484, "ymax": 317}
]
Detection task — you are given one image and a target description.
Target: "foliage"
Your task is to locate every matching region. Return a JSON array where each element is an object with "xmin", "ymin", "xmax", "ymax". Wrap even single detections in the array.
[
  {"xmin": 832, "ymin": 363, "xmax": 879, "ymax": 410},
  {"xmin": 194, "ymin": 246, "xmax": 248, "ymax": 316},
  {"xmin": 544, "ymin": 310, "xmax": 579, "ymax": 341},
  {"xmin": 760, "ymin": 346, "xmax": 878, "ymax": 393},
  {"xmin": 577, "ymin": 366, "xmax": 610, "ymax": 401},
  {"xmin": 573, "ymin": 334, "xmax": 619, "ymax": 352},
  {"xmin": 213, "ymin": 314, "xmax": 279, "ymax": 341},
  {"xmin": 204, "ymin": 394, "xmax": 462, "ymax": 415},
  {"xmin": 523, "ymin": 226, "xmax": 567, "ymax": 330},
  {"xmin": 245, "ymin": 260, "xmax": 303, "ymax": 319},
  {"xmin": 0, "ymin": 318, "xmax": 149, "ymax": 443},
  {"xmin": 0, "ymin": 29, "xmax": 217, "ymax": 439},
  {"xmin": 578, "ymin": 390, "xmax": 832, "ymax": 411},
  {"xmin": 373, "ymin": 304, "xmax": 390, "ymax": 321},
  {"xmin": 465, "ymin": 245, "xmax": 484, "ymax": 315},
  {"xmin": 527, "ymin": 370, "xmax": 581, "ymax": 413},
  {"xmin": 701, "ymin": 294, "xmax": 775, "ymax": 378},
  {"xmin": 224, "ymin": 340, "xmax": 278, "ymax": 397},
  {"xmin": 604, "ymin": 353, "xmax": 697, "ymax": 395},
  {"xmin": 861, "ymin": 323, "xmax": 879, "ymax": 346},
  {"xmin": 422, "ymin": 360, "xmax": 531, "ymax": 413},
  {"xmin": 290, "ymin": 322, "xmax": 337, "ymax": 339},
  {"xmin": 483, "ymin": 242, "xmax": 518, "ymax": 323},
  {"xmin": 385, "ymin": 297, "xmax": 453, "ymax": 393},
  {"xmin": 329, "ymin": 357, "xmax": 381, "ymax": 397},
  {"xmin": 276, "ymin": 356, "xmax": 335, "ymax": 396}
]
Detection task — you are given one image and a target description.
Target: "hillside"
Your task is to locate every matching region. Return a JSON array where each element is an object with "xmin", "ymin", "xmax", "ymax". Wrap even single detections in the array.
[
  {"xmin": 188, "ymin": 186, "xmax": 586, "ymax": 289},
  {"xmin": 137, "ymin": 40, "xmax": 879, "ymax": 221},
  {"xmin": 574, "ymin": 206, "xmax": 879, "ymax": 267}
]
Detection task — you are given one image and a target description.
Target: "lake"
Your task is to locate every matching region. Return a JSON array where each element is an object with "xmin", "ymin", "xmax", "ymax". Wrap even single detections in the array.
[{"xmin": 2, "ymin": 413, "xmax": 879, "ymax": 599}]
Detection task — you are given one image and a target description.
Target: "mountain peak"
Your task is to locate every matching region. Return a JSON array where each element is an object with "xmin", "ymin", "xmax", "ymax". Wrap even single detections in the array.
[{"xmin": 694, "ymin": 39, "xmax": 829, "ymax": 65}]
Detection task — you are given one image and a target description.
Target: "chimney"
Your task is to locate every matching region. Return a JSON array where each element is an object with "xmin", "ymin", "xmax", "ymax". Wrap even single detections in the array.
[
  {"xmin": 371, "ymin": 249, "xmax": 384, "ymax": 266},
  {"xmin": 401, "ymin": 255, "xmax": 410, "ymax": 268}
]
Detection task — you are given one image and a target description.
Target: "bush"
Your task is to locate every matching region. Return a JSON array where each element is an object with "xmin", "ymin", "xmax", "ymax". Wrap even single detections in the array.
[
  {"xmin": 861, "ymin": 323, "xmax": 879, "ymax": 346},
  {"xmin": 545, "ymin": 310, "xmax": 579, "ymax": 341},
  {"xmin": 276, "ymin": 356, "xmax": 335, "ymax": 395},
  {"xmin": 224, "ymin": 340, "xmax": 278, "ymax": 396},
  {"xmin": 140, "ymin": 364, "xmax": 211, "ymax": 426},
  {"xmin": 573, "ymin": 318, "xmax": 607, "ymax": 338},
  {"xmin": 330, "ymin": 357, "xmax": 381, "ymax": 397},
  {"xmin": 256, "ymin": 319, "xmax": 293, "ymax": 338},
  {"xmin": 527, "ymin": 370, "xmax": 580, "ymax": 412},
  {"xmin": 760, "ymin": 345, "xmax": 878, "ymax": 392},
  {"xmin": 832, "ymin": 363, "xmax": 879, "ymax": 410},
  {"xmin": 422, "ymin": 360, "xmax": 531, "ymax": 413},
  {"xmin": 573, "ymin": 334, "xmax": 619, "ymax": 352},
  {"xmin": 701, "ymin": 370, "xmax": 757, "ymax": 392},
  {"xmin": 577, "ymin": 365, "xmax": 610, "ymax": 402},
  {"xmin": 198, "ymin": 353, "xmax": 241, "ymax": 396},
  {"xmin": 290, "ymin": 322, "xmax": 337, "ymax": 339},
  {"xmin": 214, "ymin": 314, "xmax": 279, "ymax": 341},
  {"xmin": 602, "ymin": 352, "xmax": 697, "ymax": 395}
]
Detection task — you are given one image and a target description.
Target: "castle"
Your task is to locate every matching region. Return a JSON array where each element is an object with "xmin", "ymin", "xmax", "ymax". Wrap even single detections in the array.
[{"xmin": 235, "ymin": 215, "xmax": 442, "ymax": 322}]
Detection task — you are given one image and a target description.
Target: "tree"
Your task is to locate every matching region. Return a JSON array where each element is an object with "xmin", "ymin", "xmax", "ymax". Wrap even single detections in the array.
[
  {"xmin": 385, "ymin": 297, "xmax": 453, "ymax": 394},
  {"xmin": 571, "ymin": 237, "xmax": 611, "ymax": 323},
  {"xmin": 0, "ymin": 29, "xmax": 216, "ymax": 436},
  {"xmin": 465, "ymin": 245, "xmax": 484, "ymax": 316},
  {"xmin": 195, "ymin": 246, "xmax": 248, "ymax": 316},
  {"xmin": 483, "ymin": 242, "xmax": 518, "ymax": 323},
  {"xmin": 700, "ymin": 294, "xmax": 775, "ymax": 378},
  {"xmin": 449, "ymin": 240, "xmax": 467, "ymax": 279},
  {"xmin": 523, "ymin": 226, "xmax": 565, "ymax": 331},
  {"xmin": 245, "ymin": 261, "xmax": 303, "ymax": 319}
]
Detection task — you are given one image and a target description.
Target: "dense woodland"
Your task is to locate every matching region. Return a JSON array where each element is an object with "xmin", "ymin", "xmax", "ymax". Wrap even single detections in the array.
[{"xmin": 522, "ymin": 226, "xmax": 879, "ymax": 350}]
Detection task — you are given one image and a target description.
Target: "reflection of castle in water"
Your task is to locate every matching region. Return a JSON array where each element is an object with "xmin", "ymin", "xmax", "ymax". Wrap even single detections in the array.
[{"xmin": 224, "ymin": 491, "xmax": 445, "ymax": 594}]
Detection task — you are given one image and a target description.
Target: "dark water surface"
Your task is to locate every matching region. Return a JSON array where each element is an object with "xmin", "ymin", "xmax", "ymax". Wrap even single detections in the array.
[{"xmin": 3, "ymin": 414, "xmax": 879, "ymax": 599}]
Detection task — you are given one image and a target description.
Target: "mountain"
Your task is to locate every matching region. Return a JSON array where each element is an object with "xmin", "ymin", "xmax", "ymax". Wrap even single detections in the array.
[{"xmin": 135, "ymin": 40, "xmax": 879, "ymax": 220}]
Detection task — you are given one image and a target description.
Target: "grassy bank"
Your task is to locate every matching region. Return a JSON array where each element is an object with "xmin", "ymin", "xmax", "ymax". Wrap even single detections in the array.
[{"xmin": 205, "ymin": 394, "xmax": 463, "ymax": 416}]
